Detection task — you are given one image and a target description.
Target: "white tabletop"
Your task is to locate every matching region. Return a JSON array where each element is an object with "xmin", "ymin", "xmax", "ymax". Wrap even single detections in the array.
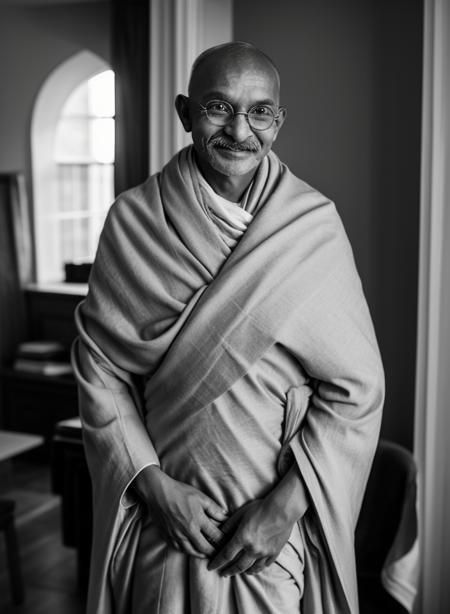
[{"xmin": 0, "ymin": 430, "xmax": 44, "ymax": 462}]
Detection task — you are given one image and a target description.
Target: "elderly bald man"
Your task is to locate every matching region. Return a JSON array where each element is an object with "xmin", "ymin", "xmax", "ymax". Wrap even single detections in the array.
[{"xmin": 73, "ymin": 42, "xmax": 384, "ymax": 614}]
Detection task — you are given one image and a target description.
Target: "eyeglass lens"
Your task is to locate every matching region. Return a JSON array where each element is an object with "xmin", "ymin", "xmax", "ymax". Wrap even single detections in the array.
[{"xmin": 205, "ymin": 101, "xmax": 275, "ymax": 131}]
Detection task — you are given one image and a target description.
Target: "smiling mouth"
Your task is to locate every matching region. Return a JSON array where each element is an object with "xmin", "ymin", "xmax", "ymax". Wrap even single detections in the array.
[
  {"xmin": 217, "ymin": 148, "xmax": 252, "ymax": 155},
  {"xmin": 211, "ymin": 137, "xmax": 260, "ymax": 153},
  {"xmin": 213, "ymin": 145, "xmax": 256, "ymax": 157}
]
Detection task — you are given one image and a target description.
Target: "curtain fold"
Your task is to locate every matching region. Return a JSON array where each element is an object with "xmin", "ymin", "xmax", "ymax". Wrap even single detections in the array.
[
  {"xmin": 112, "ymin": 0, "xmax": 150, "ymax": 196},
  {"xmin": 0, "ymin": 173, "xmax": 30, "ymax": 366}
]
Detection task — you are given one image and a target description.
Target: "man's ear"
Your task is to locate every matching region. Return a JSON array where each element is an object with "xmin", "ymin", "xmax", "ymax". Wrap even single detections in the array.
[
  {"xmin": 175, "ymin": 94, "xmax": 192, "ymax": 132},
  {"xmin": 272, "ymin": 107, "xmax": 287, "ymax": 142}
]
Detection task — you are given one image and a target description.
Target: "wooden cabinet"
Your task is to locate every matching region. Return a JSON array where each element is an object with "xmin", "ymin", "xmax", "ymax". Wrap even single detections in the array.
[{"xmin": 0, "ymin": 284, "xmax": 85, "ymax": 450}]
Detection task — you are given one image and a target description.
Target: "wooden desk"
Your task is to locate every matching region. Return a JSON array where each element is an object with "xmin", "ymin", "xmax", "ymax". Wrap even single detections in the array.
[{"xmin": 0, "ymin": 430, "xmax": 44, "ymax": 462}]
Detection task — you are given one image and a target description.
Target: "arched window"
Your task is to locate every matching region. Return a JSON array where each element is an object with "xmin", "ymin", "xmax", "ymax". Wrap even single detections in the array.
[
  {"xmin": 54, "ymin": 70, "xmax": 114, "ymax": 275},
  {"xmin": 32, "ymin": 51, "xmax": 114, "ymax": 283}
]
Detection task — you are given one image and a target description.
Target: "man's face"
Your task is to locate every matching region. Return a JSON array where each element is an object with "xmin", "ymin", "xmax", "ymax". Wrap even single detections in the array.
[{"xmin": 177, "ymin": 60, "xmax": 285, "ymax": 181}]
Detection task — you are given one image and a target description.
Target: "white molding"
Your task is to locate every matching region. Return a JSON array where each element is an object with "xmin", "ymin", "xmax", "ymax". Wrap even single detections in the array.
[
  {"xmin": 414, "ymin": 0, "xmax": 450, "ymax": 611},
  {"xmin": 148, "ymin": 0, "xmax": 233, "ymax": 174}
]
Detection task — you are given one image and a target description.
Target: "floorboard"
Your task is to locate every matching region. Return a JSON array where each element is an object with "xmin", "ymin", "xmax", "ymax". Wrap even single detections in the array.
[{"xmin": 0, "ymin": 458, "xmax": 86, "ymax": 613}]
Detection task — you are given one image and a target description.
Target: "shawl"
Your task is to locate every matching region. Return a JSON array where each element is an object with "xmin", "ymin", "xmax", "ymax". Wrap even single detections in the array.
[{"xmin": 72, "ymin": 146, "xmax": 384, "ymax": 613}]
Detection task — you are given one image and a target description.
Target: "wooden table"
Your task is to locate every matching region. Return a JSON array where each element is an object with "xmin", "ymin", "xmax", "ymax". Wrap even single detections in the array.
[
  {"xmin": 0, "ymin": 430, "xmax": 44, "ymax": 462},
  {"xmin": 52, "ymin": 418, "xmax": 91, "ymax": 589}
]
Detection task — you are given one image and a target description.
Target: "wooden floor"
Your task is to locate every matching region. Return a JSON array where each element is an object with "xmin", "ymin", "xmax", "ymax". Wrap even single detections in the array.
[{"xmin": 0, "ymin": 458, "xmax": 86, "ymax": 613}]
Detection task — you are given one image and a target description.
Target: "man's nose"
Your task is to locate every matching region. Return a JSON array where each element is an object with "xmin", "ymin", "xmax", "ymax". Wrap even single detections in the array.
[{"xmin": 223, "ymin": 112, "xmax": 254, "ymax": 142}]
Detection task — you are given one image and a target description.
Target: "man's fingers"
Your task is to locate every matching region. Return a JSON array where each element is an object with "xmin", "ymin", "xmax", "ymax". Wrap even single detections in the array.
[
  {"xmin": 208, "ymin": 540, "xmax": 242, "ymax": 571},
  {"xmin": 245, "ymin": 557, "xmax": 269, "ymax": 575},
  {"xmin": 189, "ymin": 530, "xmax": 217, "ymax": 557},
  {"xmin": 201, "ymin": 522, "xmax": 225, "ymax": 547},
  {"xmin": 220, "ymin": 552, "xmax": 255, "ymax": 577},
  {"xmin": 204, "ymin": 501, "xmax": 228, "ymax": 522},
  {"xmin": 177, "ymin": 536, "xmax": 208, "ymax": 559},
  {"xmin": 219, "ymin": 511, "xmax": 243, "ymax": 535}
]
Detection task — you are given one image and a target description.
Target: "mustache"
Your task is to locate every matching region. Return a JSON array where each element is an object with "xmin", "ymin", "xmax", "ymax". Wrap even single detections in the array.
[{"xmin": 209, "ymin": 136, "xmax": 260, "ymax": 152}]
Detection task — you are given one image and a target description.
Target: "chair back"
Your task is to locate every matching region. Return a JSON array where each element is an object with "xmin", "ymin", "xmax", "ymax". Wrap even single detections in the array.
[{"xmin": 355, "ymin": 439, "xmax": 418, "ymax": 613}]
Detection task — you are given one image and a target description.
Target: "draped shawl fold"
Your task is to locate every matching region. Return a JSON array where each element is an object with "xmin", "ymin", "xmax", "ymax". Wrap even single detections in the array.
[{"xmin": 73, "ymin": 146, "xmax": 384, "ymax": 613}]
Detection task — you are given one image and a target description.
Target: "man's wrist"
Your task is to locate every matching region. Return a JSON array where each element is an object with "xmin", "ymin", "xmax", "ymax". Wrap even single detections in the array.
[
  {"xmin": 133, "ymin": 464, "xmax": 166, "ymax": 502},
  {"xmin": 265, "ymin": 465, "xmax": 309, "ymax": 523},
  {"xmin": 264, "ymin": 490, "xmax": 307, "ymax": 525}
]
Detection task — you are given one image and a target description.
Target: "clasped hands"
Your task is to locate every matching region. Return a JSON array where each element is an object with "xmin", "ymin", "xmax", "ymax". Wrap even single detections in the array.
[{"xmin": 134, "ymin": 464, "xmax": 308, "ymax": 577}]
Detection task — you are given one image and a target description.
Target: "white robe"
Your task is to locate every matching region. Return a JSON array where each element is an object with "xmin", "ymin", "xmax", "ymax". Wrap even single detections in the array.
[{"xmin": 73, "ymin": 146, "xmax": 384, "ymax": 613}]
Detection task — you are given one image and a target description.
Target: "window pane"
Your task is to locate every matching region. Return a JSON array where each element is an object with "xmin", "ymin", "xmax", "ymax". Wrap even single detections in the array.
[
  {"xmin": 54, "ymin": 70, "xmax": 115, "ymax": 164},
  {"xmin": 77, "ymin": 217, "xmax": 90, "ymax": 261},
  {"xmin": 56, "ymin": 165, "xmax": 89, "ymax": 212},
  {"xmin": 55, "ymin": 117, "xmax": 115, "ymax": 164},
  {"xmin": 91, "ymin": 118, "xmax": 114, "ymax": 163},
  {"xmin": 55, "ymin": 117, "xmax": 91, "ymax": 163},
  {"xmin": 54, "ymin": 163, "xmax": 113, "ymax": 268},
  {"xmin": 88, "ymin": 164, "xmax": 114, "ymax": 214},
  {"xmin": 60, "ymin": 70, "xmax": 115, "ymax": 119},
  {"xmin": 61, "ymin": 80, "xmax": 89, "ymax": 117},
  {"xmin": 88, "ymin": 70, "xmax": 115, "ymax": 117},
  {"xmin": 59, "ymin": 216, "xmax": 91, "ymax": 266},
  {"xmin": 60, "ymin": 218, "xmax": 75, "ymax": 265}
]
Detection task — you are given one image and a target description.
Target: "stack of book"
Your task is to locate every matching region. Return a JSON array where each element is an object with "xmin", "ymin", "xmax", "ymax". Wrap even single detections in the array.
[{"xmin": 13, "ymin": 341, "xmax": 73, "ymax": 376}]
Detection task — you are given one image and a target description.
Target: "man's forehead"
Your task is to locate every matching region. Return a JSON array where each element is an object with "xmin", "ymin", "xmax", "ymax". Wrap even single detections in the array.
[
  {"xmin": 188, "ymin": 43, "xmax": 280, "ymax": 100},
  {"xmin": 190, "ymin": 58, "xmax": 280, "ymax": 102}
]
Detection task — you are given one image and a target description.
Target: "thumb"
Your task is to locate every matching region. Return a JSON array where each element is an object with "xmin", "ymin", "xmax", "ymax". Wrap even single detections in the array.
[{"xmin": 220, "ymin": 508, "xmax": 244, "ymax": 535}]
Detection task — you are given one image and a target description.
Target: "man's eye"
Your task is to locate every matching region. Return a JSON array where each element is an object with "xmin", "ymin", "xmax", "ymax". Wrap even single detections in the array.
[
  {"xmin": 251, "ymin": 106, "xmax": 271, "ymax": 116},
  {"xmin": 207, "ymin": 102, "xmax": 230, "ymax": 114}
]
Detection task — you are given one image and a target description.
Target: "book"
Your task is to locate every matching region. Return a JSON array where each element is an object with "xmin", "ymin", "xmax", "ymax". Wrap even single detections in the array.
[
  {"xmin": 16, "ymin": 341, "xmax": 69, "ymax": 361},
  {"xmin": 13, "ymin": 358, "xmax": 73, "ymax": 376}
]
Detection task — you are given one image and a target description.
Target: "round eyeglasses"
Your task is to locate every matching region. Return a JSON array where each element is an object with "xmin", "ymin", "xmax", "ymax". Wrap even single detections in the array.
[{"xmin": 191, "ymin": 99, "xmax": 284, "ymax": 131}]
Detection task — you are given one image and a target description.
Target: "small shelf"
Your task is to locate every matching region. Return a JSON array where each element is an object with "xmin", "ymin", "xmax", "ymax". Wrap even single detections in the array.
[
  {"xmin": 0, "ymin": 367, "xmax": 76, "ymax": 387},
  {"xmin": 24, "ymin": 282, "xmax": 88, "ymax": 297}
]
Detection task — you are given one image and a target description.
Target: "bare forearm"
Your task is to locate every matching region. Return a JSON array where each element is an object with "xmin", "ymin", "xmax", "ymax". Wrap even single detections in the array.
[{"xmin": 265, "ymin": 464, "xmax": 309, "ymax": 523}]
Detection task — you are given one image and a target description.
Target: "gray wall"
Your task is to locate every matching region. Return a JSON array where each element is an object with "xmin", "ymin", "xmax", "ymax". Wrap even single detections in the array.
[
  {"xmin": 235, "ymin": 0, "xmax": 423, "ymax": 449},
  {"xmin": 0, "ymin": 2, "xmax": 111, "ymax": 179}
]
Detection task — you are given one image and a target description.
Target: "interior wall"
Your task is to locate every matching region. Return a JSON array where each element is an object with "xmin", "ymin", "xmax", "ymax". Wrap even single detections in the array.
[
  {"xmin": 234, "ymin": 0, "xmax": 423, "ymax": 449},
  {"xmin": 0, "ymin": 2, "xmax": 111, "ymax": 183},
  {"xmin": 203, "ymin": 0, "xmax": 233, "ymax": 50}
]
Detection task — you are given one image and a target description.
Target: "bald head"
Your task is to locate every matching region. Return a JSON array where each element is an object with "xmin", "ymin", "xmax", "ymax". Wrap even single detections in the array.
[{"xmin": 188, "ymin": 42, "xmax": 281, "ymax": 101}]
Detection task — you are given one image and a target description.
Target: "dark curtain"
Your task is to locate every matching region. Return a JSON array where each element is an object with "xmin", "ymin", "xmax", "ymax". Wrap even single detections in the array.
[
  {"xmin": 0, "ymin": 174, "xmax": 30, "ymax": 366},
  {"xmin": 112, "ymin": 0, "xmax": 150, "ymax": 196}
]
